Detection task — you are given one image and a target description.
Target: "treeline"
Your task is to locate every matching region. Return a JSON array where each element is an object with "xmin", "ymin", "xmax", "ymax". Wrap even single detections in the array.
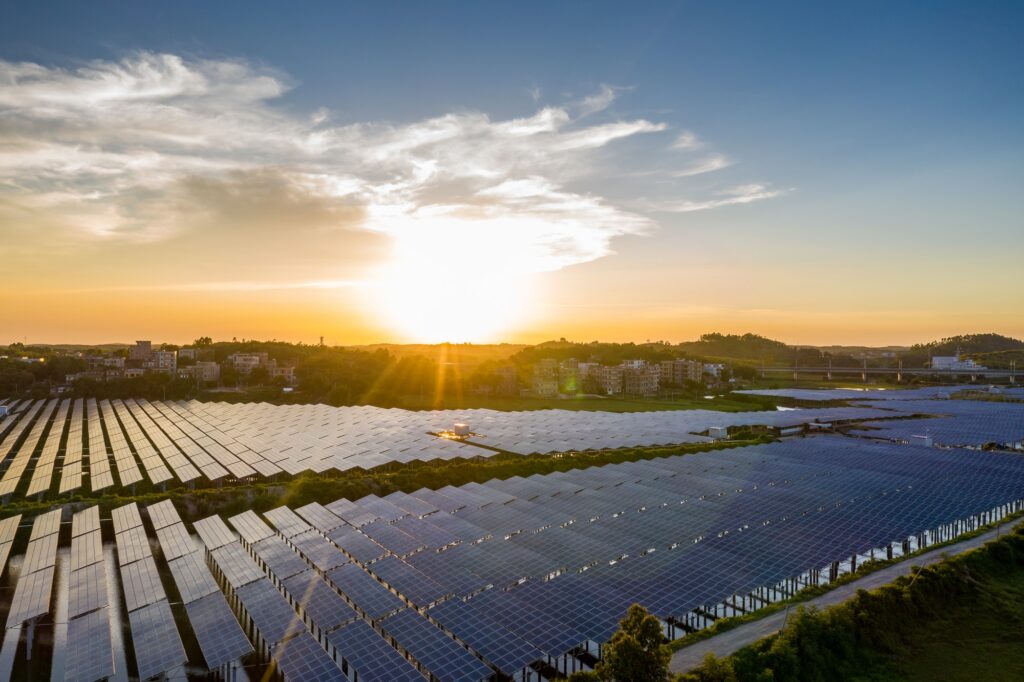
[
  {"xmin": 903, "ymin": 333, "xmax": 1024, "ymax": 368},
  {"xmin": 681, "ymin": 525, "xmax": 1024, "ymax": 681},
  {"xmin": 510, "ymin": 334, "xmax": 860, "ymax": 369}
]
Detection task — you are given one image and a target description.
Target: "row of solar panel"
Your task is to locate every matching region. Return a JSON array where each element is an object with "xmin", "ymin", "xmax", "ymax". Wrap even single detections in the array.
[{"xmin": 0, "ymin": 396, "xmax": 909, "ymax": 501}]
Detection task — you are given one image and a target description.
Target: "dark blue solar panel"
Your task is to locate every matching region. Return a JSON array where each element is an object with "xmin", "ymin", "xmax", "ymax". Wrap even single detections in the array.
[
  {"xmin": 326, "ymin": 563, "xmax": 405, "ymax": 619},
  {"xmin": 235, "ymin": 578, "xmax": 306, "ymax": 646},
  {"xmin": 428, "ymin": 598, "xmax": 543, "ymax": 674},
  {"xmin": 185, "ymin": 592, "xmax": 254, "ymax": 669},
  {"xmin": 283, "ymin": 570, "xmax": 359, "ymax": 631},
  {"xmin": 369, "ymin": 555, "xmax": 448, "ymax": 606},
  {"xmin": 326, "ymin": 525, "xmax": 387, "ymax": 564},
  {"xmin": 253, "ymin": 536, "xmax": 310, "ymax": 580},
  {"xmin": 290, "ymin": 530, "xmax": 349, "ymax": 571},
  {"xmin": 381, "ymin": 608, "xmax": 493, "ymax": 682},
  {"xmin": 272, "ymin": 631, "xmax": 345, "ymax": 681},
  {"xmin": 325, "ymin": 619, "xmax": 423, "ymax": 682},
  {"xmin": 360, "ymin": 520, "xmax": 424, "ymax": 556}
]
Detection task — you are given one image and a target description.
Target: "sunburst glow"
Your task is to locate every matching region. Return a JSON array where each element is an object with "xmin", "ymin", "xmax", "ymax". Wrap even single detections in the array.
[{"xmin": 370, "ymin": 214, "xmax": 535, "ymax": 342}]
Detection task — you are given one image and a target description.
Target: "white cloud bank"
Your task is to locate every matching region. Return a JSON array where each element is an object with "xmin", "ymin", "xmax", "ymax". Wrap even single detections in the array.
[{"xmin": 0, "ymin": 52, "xmax": 780, "ymax": 279}]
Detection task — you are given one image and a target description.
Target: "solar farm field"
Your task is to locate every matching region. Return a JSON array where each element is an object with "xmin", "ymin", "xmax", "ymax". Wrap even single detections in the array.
[
  {"xmin": 0, "ymin": 388, "xmax": 1023, "ymax": 680},
  {"xmin": 0, "ymin": 432, "xmax": 1021, "ymax": 679},
  {"xmin": 0, "ymin": 397, "xmax": 903, "ymax": 499}
]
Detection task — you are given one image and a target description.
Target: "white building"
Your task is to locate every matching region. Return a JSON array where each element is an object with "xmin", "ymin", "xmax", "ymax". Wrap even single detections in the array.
[{"xmin": 930, "ymin": 355, "xmax": 986, "ymax": 370}]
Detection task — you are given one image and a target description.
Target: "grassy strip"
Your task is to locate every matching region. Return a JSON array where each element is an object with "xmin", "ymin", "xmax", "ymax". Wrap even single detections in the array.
[
  {"xmin": 669, "ymin": 509, "xmax": 1024, "ymax": 653},
  {"xmin": 1, "ymin": 437, "xmax": 771, "ymax": 522}
]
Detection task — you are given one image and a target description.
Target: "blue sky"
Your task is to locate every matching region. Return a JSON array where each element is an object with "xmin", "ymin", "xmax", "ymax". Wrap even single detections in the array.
[{"xmin": 1, "ymin": 1, "xmax": 1022, "ymax": 344}]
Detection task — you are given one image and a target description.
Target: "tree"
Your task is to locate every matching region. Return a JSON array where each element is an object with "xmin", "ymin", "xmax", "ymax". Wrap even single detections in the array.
[
  {"xmin": 193, "ymin": 336, "xmax": 213, "ymax": 347},
  {"xmin": 592, "ymin": 604, "xmax": 672, "ymax": 682},
  {"xmin": 678, "ymin": 654, "xmax": 737, "ymax": 682}
]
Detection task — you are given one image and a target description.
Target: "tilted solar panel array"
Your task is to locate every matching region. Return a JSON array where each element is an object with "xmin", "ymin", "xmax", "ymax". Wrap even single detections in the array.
[
  {"xmin": 0, "ymin": 397, "xmax": 928, "ymax": 500},
  {"xmin": 848, "ymin": 398, "xmax": 1024, "ymax": 447},
  {"xmin": 0, "ymin": 392, "xmax": 1022, "ymax": 680},
  {"xmin": 736, "ymin": 385, "xmax": 979, "ymax": 401},
  {"xmin": 6, "ymin": 508, "xmax": 60, "ymax": 627},
  {"xmin": 147, "ymin": 499, "xmax": 253, "ymax": 670},
  {"xmin": 65, "ymin": 506, "xmax": 115, "ymax": 682},
  {"xmin": 241, "ymin": 436, "xmax": 1024, "ymax": 675},
  {"xmin": 112, "ymin": 502, "xmax": 187, "ymax": 680}
]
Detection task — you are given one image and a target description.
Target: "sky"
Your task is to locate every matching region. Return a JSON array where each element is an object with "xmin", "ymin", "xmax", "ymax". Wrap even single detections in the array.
[{"xmin": 1, "ymin": 1, "xmax": 1022, "ymax": 347}]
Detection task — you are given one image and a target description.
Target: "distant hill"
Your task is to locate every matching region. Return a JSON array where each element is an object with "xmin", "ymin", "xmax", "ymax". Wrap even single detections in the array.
[
  {"xmin": 909, "ymin": 333, "xmax": 1024, "ymax": 355},
  {"xmin": 901, "ymin": 333, "xmax": 1024, "ymax": 367},
  {"xmin": 676, "ymin": 333, "xmax": 792, "ymax": 363}
]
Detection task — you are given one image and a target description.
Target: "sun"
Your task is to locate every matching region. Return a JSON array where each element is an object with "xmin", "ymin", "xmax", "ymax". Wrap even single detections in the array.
[{"xmin": 369, "ymin": 222, "xmax": 533, "ymax": 343}]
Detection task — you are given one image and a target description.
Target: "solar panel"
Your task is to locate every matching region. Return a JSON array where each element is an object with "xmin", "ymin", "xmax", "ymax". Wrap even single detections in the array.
[
  {"xmin": 228, "ymin": 510, "xmax": 275, "ymax": 545},
  {"xmin": 30, "ymin": 508, "xmax": 63, "ymax": 540},
  {"xmin": 70, "ymin": 530, "xmax": 103, "ymax": 571},
  {"xmin": 71, "ymin": 507, "xmax": 100, "ymax": 538},
  {"xmin": 361, "ymin": 520, "xmax": 425, "ymax": 557},
  {"xmin": 326, "ymin": 563, "xmax": 405, "ymax": 619},
  {"xmin": 325, "ymin": 619, "xmax": 424, "ymax": 682},
  {"xmin": 282, "ymin": 570, "xmax": 358, "ymax": 631},
  {"xmin": 194, "ymin": 515, "xmax": 237, "ymax": 550},
  {"xmin": 264, "ymin": 506, "xmax": 311, "ymax": 537},
  {"xmin": 68, "ymin": 560, "xmax": 108, "ymax": 618},
  {"xmin": 369, "ymin": 555, "xmax": 448, "ymax": 606},
  {"xmin": 295, "ymin": 502, "xmax": 345, "ymax": 531},
  {"xmin": 6, "ymin": 565, "xmax": 55, "ymax": 626},
  {"xmin": 234, "ymin": 578, "xmax": 306, "ymax": 646},
  {"xmin": 155, "ymin": 523, "xmax": 197, "ymax": 561},
  {"xmin": 115, "ymin": 525, "xmax": 152, "ymax": 566},
  {"xmin": 326, "ymin": 525, "xmax": 387, "ymax": 564},
  {"xmin": 168, "ymin": 553, "xmax": 221, "ymax": 604},
  {"xmin": 271, "ymin": 631, "xmax": 345, "ymax": 681},
  {"xmin": 210, "ymin": 543, "xmax": 265, "ymax": 588},
  {"xmin": 127, "ymin": 600, "xmax": 187, "ymax": 680},
  {"xmin": 111, "ymin": 503, "xmax": 143, "ymax": 534},
  {"xmin": 184, "ymin": 592, "xmax": 254, "ymax": 669},
  {"xmin": 120, "ymin": 558, "xmax": 165, "ymax": 612},
  {"xmin": 289, "ymin": 531, "xmax": 349, "ymax": 572},
  {"xmin": 65, "ymin": 608, "xmax": 115, "ymax": 682},
  {"xmin": 0, "ymin": 515, "xmax": 21, "ymax": 544},
  {"xmin": 22, "ymin": 532, "xmax": 59, "ymax": 574},
  {"xmin": 252, "ymin": 536, "xmax": 310, "ymax": 580},
  {"xmin": 381, "ymin": 608, "xmax": 493, "ymax": 682},
  {"xmin": 146, "ymin": 499, "xmax": 182, "ymax": 530},
  {"xmin": 428, "ymin": 597, "xmax": 544, "ymax": 675}
]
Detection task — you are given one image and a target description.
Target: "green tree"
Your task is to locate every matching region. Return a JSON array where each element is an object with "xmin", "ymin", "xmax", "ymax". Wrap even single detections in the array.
[
  {"xmin": 678, "ymin": 654, "xmax": 737, "ymax": 682},
  {"xmin": 594, "ymin": 604, "xmax": 672, "ymax": 682}
]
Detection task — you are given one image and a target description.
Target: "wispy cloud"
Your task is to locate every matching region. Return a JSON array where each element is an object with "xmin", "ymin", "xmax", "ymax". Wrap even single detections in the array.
[
  {"xmin": 640, "ymin": 184, "xmax": 785, "ymax": 213},
  {"xmin": 671, "ymin": 130, "xmax": 703, "ymax": 150},
  {"xmin": 574, "ymin": 84, "xmax": 622, "ymax": 116},
  {"xmin": 672, "ymin": 153, "xmax": 732, "ymax": 177},
  {"xmin": 0, "ymin": 53, "xmax": 777, "ymax": 289}
]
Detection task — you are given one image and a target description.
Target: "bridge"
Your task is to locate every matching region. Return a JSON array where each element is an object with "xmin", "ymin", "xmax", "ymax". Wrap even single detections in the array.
[{"xmin": 760, "ymin": 361, "xmax": 1018, "ymax": 383}]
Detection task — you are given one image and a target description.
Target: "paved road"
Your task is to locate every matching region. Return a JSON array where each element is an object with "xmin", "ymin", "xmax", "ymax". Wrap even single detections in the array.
[{"xmin": 669, "ymin": 517, "xmax": 1024, "ymax": 673}]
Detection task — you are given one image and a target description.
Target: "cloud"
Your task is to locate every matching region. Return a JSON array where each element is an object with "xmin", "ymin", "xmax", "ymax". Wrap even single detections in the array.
[
  {"xmin": 671, "ymin": 131, "xmax": 703, "ymax": 150},
  {"xmin": 672, "ymin": 153, "xmax": 732, "ymax": 177},
  {"xmin": 641, "ymin": 184, "xmax": 785, "ymax": 213},
  {"xmin": 0, "ymin": 52, "xmax": 774, "ymax": 290},
  {"xmin": 575, "ymin": 84, "xmax": 622, "ymax": 116}
]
